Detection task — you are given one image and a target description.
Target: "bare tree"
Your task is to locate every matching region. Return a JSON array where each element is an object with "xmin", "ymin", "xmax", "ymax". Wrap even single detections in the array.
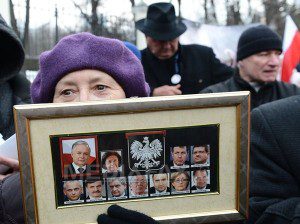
[
  {"xmin": 9, "ymin": 0, "xmax": 19, "ymax": 37},
  {"xmin": 203, "ymin": 0, "xmax": 217, "ymax": 23},
  {"xmin": 263, "ymin": 0, "xmax": 287, "ymax": 35},
  {"xmin": 9, "ymin": 0, "xmax": 30, "ymax": 51},
  {"xmin": 210, "ymin": 0, "xmax": 217, "ymax": 22},
  {"xmin": 74, "ymin": 0, "xmax": 102, "ymax": 35},
  {"xmin": 178, "ymin": 0, "xmax": 182, "ymax": 18},
  {"xmin": 73, "ymin": 0, "xmax": 134, "ymax": 41},
  {"xmin": 204, "ymin": 0, "xmax": 208, "ymax": 22},
  {"xmin": 226, "ymin": 0, "xmax": 243, "ymax": 25},
  {"xmin": 129, "ymin": 0, "xmax": 135, "ymax": 6},
  {"xmin": 23, "ymin": 0, "xmax": 30, "ymax": 51}
]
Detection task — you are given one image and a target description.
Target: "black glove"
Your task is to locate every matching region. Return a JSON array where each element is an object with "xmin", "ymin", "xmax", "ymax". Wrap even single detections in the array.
[{"xmin": 97, "ymin": 204, "xmax": 159, "ymax": 224}]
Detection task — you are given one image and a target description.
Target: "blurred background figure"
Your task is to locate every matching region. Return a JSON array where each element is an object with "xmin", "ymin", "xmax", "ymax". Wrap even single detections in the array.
[
  {"xmin": 124, "ymin": 41, "xmax": 141, "ymax": 60},
  {"xmin": 0, "ymin": 14, "xmax": 30, "ymax": 141},
  {"xmin": 201, "ymin": 25, "xmax": 300, "ymax": 110},
  {"xmin": 136, "ymin": 2, "xmax": 233, "ymax": 96}
]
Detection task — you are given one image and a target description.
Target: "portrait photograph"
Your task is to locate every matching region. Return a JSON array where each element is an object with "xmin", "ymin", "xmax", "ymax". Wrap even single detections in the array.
[
  {"xmin": 191, "ymin": 169, "xmax": 211, "ymax": 193},
  {"xmin": 169, "ymin": 146, "xmax": 190, "ymax": 169},
  {"xmin": 101, "ymin": 150, "xmax": 123, "ymax": 177},
  {"xmin": 85, "ymin": 179, "xmax": 106, "ymax": 202},
  {"xmin": 128, "ymin": 174, "xmax": 149, "ymax": 199},
  {"xmin": 107, "ymin": 177, "xmax": 128, "ymax": 200},
  {"xmin": 60, "ymin": 136, "xmax": 99, "ymax": 178},
  {"xmin": 170, "ymin": 171, "xmax": 190, "ymax": 195},
  {"xmin": 62, "ymin": 180, "xmax": 84, "ymax": 205},
  {"xmin": 191, "ymin": 145, "xmax": 210, "ymax": 167},
  {"xmin": 149, "ymin": 173, "xmax": 170, "ymax": 197}
]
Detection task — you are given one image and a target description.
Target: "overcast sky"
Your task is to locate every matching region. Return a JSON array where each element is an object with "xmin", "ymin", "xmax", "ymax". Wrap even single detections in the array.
[
  {"xmin": 3, "ymin": 0, "xmax": 297, "ymax": 26},
  {"xmin": 9, "ymin": 0, "xmax": 268, "ymax": 28}
]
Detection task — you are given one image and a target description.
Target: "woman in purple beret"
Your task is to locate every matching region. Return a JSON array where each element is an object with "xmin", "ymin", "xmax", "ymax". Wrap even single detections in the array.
[{"xmin": 0, "ymin": 32, "xmax": 158, "ymax": 224}]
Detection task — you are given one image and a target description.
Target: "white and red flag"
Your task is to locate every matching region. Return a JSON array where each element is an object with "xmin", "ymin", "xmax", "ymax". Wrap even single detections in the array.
[{"xmin": 280, "ymin": 15, "xmax": 300, "ymax": 83}]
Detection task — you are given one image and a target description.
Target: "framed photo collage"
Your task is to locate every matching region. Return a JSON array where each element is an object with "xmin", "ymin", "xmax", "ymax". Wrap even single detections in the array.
[{"xmin": 50, "ymin": 125, "xmax": 219, "ymax": 207}]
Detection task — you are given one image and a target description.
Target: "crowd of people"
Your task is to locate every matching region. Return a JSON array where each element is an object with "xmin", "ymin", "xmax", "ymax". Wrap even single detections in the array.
[{"xmin": 0, "ymin": 1, "xmax": 300, "ymax": 224}]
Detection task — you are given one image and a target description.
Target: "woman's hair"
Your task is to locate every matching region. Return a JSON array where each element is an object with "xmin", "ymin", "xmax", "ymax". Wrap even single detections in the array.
[{"xmin": 31, "ymin": 32, "xmax": 150, "ymax": 103}]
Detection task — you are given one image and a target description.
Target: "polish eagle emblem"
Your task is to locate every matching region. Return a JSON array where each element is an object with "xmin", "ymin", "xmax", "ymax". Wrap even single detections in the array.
[{"xmin": 130, "ymin": 136, "xmax": 163, "ymax": 170}]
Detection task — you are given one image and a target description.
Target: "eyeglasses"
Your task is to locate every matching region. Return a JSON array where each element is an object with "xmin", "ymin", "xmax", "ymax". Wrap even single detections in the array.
[{"xmin": 173, "ymin": 178, "xmax": 189, "ymax": 183}]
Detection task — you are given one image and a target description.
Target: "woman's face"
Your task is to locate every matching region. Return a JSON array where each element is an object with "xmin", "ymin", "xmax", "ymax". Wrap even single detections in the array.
[
  {"xmin": 172, "ymin": 173, "xmax": 189, "ymax": 191},
  {"xmin": 53, "ymin": 69, "xmax": 126, "ymax": 103},
  {"xmin": 105, "ymin": 155, "xmax": 119, "ymax": 173}
]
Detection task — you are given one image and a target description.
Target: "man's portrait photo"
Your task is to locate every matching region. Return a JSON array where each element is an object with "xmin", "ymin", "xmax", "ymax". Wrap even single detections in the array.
[
  {"xmin": 61, "ymin": 137, "xmax": 98, "ymax": 177},
  {"xmin": 63, "ymin": 180, "xmax": 84, "ymax": 204},
  {"xmin": 101, "ymin": 150, "xmax": 123, "ymax": 177},
  {"xmin": 85, "ymin": 179, "xmax": 106, "ymax": 202},
  {"xmin": 191, "ymin": 169, "xmax": 210, "ymax": 193},
  {"xmin": 169, "ymin": 146, "xmax": 190, "ymax": 169},
  {"xmin": 191, "ymin": 145, "xmax": 210, "ymax": 167},
  {"xmin": 107, "ymin": 177, "xmax": 128, "ymax": 200},
  {"xmin": 171, "ymin": 171, "xmax": 190, "ymax": 194},
  {"xmin": 129, "ymin": 175, "xmax": 148, "ymax": 198},
  {"xmin": 149, "ymin": 173, "xmax": 170, "ymax": 196}
]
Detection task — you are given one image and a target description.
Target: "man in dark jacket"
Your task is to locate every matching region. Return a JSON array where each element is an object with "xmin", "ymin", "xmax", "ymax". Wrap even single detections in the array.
[
  {"xmin": 136, "ymin": 2, "xmax": 233, "ymax": 96},
  {"xmin": 249, "ymin": 95, "xmax": 300, "ymax": 223},
  {"xmin": 201, "ymin": 25, "xmax": 300, "ymax": 109},
  {"xmin": 0, "ymin": 14, "xmax": 31, "ymax": 140}
]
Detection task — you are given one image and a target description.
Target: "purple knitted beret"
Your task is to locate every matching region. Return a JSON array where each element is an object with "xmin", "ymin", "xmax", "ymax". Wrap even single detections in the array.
[{"xmin": 31, "ymin": 32, "xmax": 150, "ymax": 103}]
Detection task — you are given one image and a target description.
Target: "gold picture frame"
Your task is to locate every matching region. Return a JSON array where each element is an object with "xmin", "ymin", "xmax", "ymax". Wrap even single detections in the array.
[{"xmin": 14, "ymin": 92, "xmax": 250, "ymax": 224}]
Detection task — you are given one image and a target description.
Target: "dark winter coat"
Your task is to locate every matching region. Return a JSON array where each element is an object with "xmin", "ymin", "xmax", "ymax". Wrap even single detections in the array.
[
  {"xmin": 0, "ymin": 173, "xmax": 23, "ymax": 223},
  {"xmin": 249, "ymin": 95, "xmax": 300, "ymax": 223},
  {"xmin": 201, "ymin": 69, "xmax": 300, "ymax": 109},
  {"xmin": 141, "ymin": 44, "xmax": 233, "ymax": 95},
  {"xmin": 0, "ymin": 14, "xmax": 28, "ymax": 224},
  {"xmin": 0, "ymin": 14, "xmax": 30, "ymax": 140}
]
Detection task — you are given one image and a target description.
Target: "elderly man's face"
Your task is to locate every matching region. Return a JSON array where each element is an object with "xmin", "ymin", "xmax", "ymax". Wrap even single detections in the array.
[
  {"xmin": 194, "ymin": 170, "xmax": 208, "ymax": 189},
  {"xmin": 130, "ymin": 175, "xmax": 147, "ymax": 195},
  {"xmin": 193, "ymin": 147, "xmax": 208, "ymax": 164},
  {"xmin": 153, "ymin": 174, "xmax": 168, "ymax": 192},
  {"xmin": 172, "ymin": 146, "xmax": 187, "ymax": 166},
  {"xmin": 146, "ymin": 36, "xmax": 179, "ymax": 60},
  {"xmin": 53, "ymin": 69, "xmax": 126, "ymax": 103},
  {"xmin": 105, "ymin": 155, "xmax": 119, "ymax": 173},
  {"xmin": 238, "ymin": 50, "xmax": 281, "ymax": 83},
  {"xmin": 109, "ymin": 179, "xmax": 126, "ymax": 197},
  {"xmin": 172, "ymin": 173, "xmax": 189, "ymax": 191},
  {"xmin": 64, "ymin": 181, "xmax": 82, "ymax": 201},
  {"xmin": 71, "ymin": 144, "xmax": 90, "ymax": 167},
  {"xmin": 86, "ymin": 181, "xmax": 102, "ymax": 198}
]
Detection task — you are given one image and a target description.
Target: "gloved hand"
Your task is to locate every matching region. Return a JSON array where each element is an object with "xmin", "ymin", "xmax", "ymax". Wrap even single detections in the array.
[{"xmin": 97, "ymin": 204, "xmax": 159, "ymax": 224}]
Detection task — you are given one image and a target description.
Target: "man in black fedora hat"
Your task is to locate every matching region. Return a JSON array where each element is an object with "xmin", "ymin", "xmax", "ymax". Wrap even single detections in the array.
[{"xmin": 136, "ymin": 2, "xmax": 233, "ymax": 96}]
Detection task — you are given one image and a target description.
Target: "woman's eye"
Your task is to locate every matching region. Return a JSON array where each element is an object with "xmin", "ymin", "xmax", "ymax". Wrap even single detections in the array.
[
  {"xmin": 61, "ymin": 89, "xmax": 73, "ymax": 96},
  {"xmin": 96, "ymin": 85, "xmax": 107, "ymax": 91}
]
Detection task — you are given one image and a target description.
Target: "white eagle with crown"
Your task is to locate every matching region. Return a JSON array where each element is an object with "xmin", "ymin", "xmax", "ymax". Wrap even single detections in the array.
[{"xmin": 130, "ymin": 136, "xmax": 163, "ymax": 170}]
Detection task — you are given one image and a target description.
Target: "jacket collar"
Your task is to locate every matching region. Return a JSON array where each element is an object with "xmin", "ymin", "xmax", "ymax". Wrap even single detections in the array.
[{"xmin": 234, "ymin": 68, "xmax": 276, "ymax": 91}]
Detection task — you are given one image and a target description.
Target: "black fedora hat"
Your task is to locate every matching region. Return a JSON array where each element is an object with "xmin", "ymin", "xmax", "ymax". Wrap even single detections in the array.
[{"xmin": 136, "ymin": 2, "xmax": 187, "ymax": 41}]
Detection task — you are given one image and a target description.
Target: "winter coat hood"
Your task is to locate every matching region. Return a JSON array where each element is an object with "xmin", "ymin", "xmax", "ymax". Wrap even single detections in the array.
[{"xmin": 0, "ymin": 14, "xmax": 25, "ymax": 82}]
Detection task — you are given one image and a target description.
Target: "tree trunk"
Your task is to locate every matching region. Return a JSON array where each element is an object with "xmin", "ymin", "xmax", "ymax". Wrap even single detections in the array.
[
  {"xmin": 263, "ymin": 0, "xmax": 285, "ymax": 35},
  {"xmin": 8, "ymin": 0, "xmax": 20, "ymax": 38},
  {"xmin": 178, "ymin": 0, "xmax": 182, "ymax": 19},
  {"xmin": 91, "ymin": 0, "xmax": 99, "ymax": 35},
  {"xmin": 210, "ymin": 0, "xmax": 217, "ymax": 22},
  {"xmin": 204, "ymin": 0, "xmax": 208, "ymax": 23},
  {"xmin": 23, "ymin": 0, "xmax": 30, "ymax": 51}
]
